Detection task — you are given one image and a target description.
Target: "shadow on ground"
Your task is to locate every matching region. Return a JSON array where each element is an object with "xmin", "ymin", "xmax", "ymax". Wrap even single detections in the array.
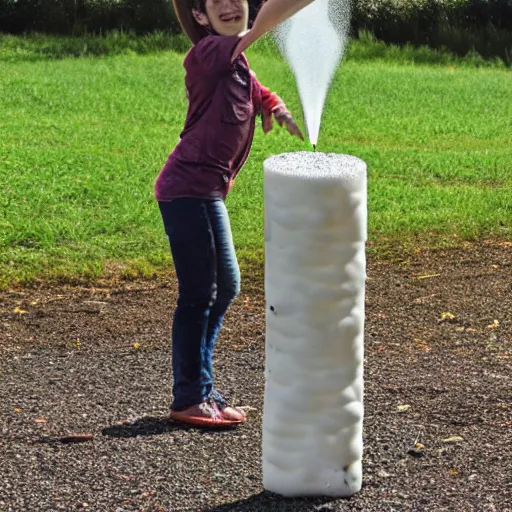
[
  {"xmin": 102, "ymin": 416, "xmax": 240, "ymax": 438},
  {"xmin": 202, "ymin": 491, "xmax": 342, "ymax": 512}
]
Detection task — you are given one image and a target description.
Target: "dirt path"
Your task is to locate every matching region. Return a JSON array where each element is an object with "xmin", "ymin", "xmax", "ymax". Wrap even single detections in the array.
[{"xmin": 0, "ymin": 242, "xmax": 510, "ymax": 511}]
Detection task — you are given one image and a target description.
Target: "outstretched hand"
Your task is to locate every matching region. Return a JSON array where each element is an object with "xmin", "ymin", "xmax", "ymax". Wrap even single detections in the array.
[
  {"xmin": 275, "ymin": 110, "xmax": 304, "ymax": 140},
  {"xmin": 262, "ymin": 108, "xmax": 304, "ymax": 141}
]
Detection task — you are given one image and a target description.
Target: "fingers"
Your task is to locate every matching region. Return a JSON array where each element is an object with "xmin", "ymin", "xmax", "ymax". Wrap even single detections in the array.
[
  {"xmin": 262, "ymin": 110, "xmax": 273, "ymax": 133},
  {"xmin": 286, "ymin": 119, "xmax": 304, "ymax": 140},
  {"xmin": 274, "ymin": 112, "xmax": 304, "ymax": 140},
  {"xmin": 266, "ymin": 111, "xmax": 304, "ymax": 140},
  {"xmin": 273, "ymin": 109, "xmax": 288, "ymax": 127}
]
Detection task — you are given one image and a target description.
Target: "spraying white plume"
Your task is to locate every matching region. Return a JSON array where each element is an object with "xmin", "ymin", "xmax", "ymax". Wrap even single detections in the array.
[{"xmin": 274, "ymin": 0, "xmax": 351, "ymax": 145}]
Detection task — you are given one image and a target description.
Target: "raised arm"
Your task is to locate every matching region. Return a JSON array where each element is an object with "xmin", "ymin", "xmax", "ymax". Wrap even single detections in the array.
[{"xmin": 231, "ymin": 0, "xmax": 315, "ymax": 61}]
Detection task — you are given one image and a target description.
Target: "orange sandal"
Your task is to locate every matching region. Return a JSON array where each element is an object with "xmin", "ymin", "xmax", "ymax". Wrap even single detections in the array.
[{"xmin": 169, "ymin": 400, "xmax": 244, "ymax": 428}]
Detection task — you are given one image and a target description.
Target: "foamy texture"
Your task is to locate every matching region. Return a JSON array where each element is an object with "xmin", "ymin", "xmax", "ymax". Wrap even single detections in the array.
[
  {"xmin": 263, "ymin": 152, "xmax": 367, "ymax": 497},
  {"xmin": 274, "ymin": 0, "xmax": 351, "ymax": 145}
]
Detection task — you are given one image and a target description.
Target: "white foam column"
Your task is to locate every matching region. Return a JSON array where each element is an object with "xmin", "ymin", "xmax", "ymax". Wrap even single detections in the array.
[{"xmin": 262, "ymin": 152, "xmax": 367, "ymax": 498}]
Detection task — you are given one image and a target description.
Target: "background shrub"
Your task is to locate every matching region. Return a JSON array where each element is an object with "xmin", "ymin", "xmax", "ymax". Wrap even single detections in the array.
[
  {"xmin": 0, "ymin": 0, "xmax": 180, "ymax": 35},
  {"xmin": 351, "ymin": 0, "xmax": 512, "ymax": 64},
  {"xmin": 0, "ymin": 0, "xmax": 511, "ymax": 64}
]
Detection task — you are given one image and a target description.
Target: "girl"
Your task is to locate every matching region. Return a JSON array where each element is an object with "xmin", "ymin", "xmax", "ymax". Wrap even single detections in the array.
[{"xmin": 155, "ymin": 0, "xmax": 306, "ymax": 427}]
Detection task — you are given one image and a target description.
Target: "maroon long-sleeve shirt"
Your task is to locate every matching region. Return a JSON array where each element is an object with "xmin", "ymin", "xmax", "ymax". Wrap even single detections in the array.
[{"xmin": 154, "ymin": 34, "xmax": 281, "ymax": 202}]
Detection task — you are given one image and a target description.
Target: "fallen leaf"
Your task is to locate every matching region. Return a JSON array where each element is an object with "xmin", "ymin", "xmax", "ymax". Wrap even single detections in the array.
[
  {"xmin": 14, "ymin": 408, "xmax": 22, "ymax": 413},
  {"xmin": 59, "ymin": 434, "xmax": 94, "ymax": 444},
  {"xmin": 35, "ymin": 418, "xmax": 47, "ymax": 423},
  {"xmin": 397, "ymin": 405, "xmax": 411, "ymax": 413},
  {"xmin": 466, "ymin": 328, "xmax": 477, "ymax": 333},
  {"xmin": 415, "ymin": 442, "xmax": 425, "ymax": 451},
  {"xmin": 449, "ymin": 468, "xmax": 458, "ymax": 476},
  {"xmin": 13, "ymin": 306, "xmax": 28, "ymax": 315},
  {"xmin": 439, "ymin": 312, "xmax": 456, "ymax": 322},
  {"xmin": 118, "ymin": 474, "xmax": 135, "ymax": 481},
  {"xmin": 455, "ymin": 327, "xmax": 465, "ymax": 332},
  {"xmin": 487, "ymin": 319, "xmax": 500, "ymax": 329},
  {"xmin": 133, "ymin": 343, "xmax": 141, "ymax": 350},
  {"xmin": 443, "ymin": 436, "xmax": 464, "ymax": 444},
  {"xmin": 413, "ymin": 338, "xmax": 431, "ymax": 351},
  {"xmin": 416, "ymin": 273, "xmax": 441, "ymax": 280},
  {"xmin": 70, "ymin": 338, "xmax": 81, "ymax": 350},
  {"xmin": 119, "ymin": 419, "xmax": 136, "ymax": 425}
]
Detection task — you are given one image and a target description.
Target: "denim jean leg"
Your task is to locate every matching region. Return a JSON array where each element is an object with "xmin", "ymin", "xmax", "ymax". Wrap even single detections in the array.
[
  {"xmin": 158, "ymin": 199, "xmax": 218, "ymax": 411},
  {"xmin": 203, "ymin": 200, "xmax": 241, "ymax": 385}
]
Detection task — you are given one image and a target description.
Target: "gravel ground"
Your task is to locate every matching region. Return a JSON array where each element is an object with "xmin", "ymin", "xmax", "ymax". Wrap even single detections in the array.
[{"xmin": 0, "ymin": 241, "xmax": 511, "ymax": 512}]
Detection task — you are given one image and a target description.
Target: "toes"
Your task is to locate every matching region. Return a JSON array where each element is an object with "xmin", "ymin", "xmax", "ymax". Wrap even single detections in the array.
[{"xmin": 220, "ymin": 406, "xmax": 247, "ymax": 422}]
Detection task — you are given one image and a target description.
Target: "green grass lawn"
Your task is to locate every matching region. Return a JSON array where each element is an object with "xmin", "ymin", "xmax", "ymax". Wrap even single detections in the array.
[{"xmin": 1, "ymin": 38, "xmax": 511, "ymax": 288}]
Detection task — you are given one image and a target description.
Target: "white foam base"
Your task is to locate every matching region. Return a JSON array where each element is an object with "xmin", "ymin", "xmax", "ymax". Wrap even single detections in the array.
[{"xmin": 263, "ymin": 152, "xmax": 367, "ymax": 498}]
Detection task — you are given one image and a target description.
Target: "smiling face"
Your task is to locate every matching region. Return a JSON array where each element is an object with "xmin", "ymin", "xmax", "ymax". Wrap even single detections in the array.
[{"xmin": 193, "ymin": 0, "xmax": 249, "ymax": 37}]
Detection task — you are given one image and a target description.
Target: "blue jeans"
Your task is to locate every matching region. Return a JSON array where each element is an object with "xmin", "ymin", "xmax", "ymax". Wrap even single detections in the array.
[{"xmin": 158, "ymin": 198, "xmax": 241, "ymax": 411}]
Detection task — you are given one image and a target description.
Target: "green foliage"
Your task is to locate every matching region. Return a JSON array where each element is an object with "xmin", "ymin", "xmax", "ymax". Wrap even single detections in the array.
[
  {"xmin": 353, "ymin": 0, "xmax": 512, "ymax": 32},
  {"xmin": 351, "ymin": 0, "xmax": 512, "ymax": 65},
  {"xmin": 1, "ymin": 30, "xmax": 509, "ymax": 68},
  {"xmin": 0, "ymin": 0, "xmax": 180, "ymax": 35},
  {"xmin": 347, "ymin": 30, "xmax": 508, "ymax": 68},
  {"xmin": 0, "ymin": 46, "xmax": 510, "ymax": 287},
  {"xmin": 1, "ymin": 0, "xmax": 512, "ymax": 63},
  {"xmin": 0, "ymin": 0, "xmax": 512, "ymax": 66},
  {"xmin": 0, "ymin": 30, "xmax": 191, "ymax": 60}
]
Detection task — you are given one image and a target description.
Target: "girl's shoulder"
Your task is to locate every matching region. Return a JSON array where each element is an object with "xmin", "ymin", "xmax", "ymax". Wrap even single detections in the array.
[
  {"xmin": 193, "ymin": 35, "xmax": 239, "ymax": 55},
  {"xmin": 187, "ymin": 35, "xmax": 242, "ymax": 74}
]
